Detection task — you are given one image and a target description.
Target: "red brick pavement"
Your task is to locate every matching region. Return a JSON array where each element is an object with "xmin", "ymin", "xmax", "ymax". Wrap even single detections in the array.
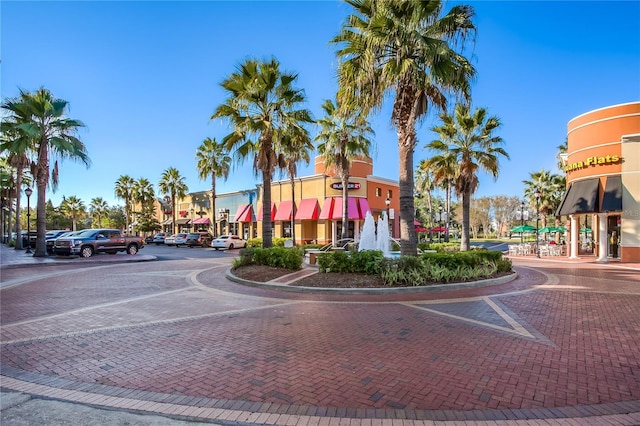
[{"xmin": 1, "ymin": 253, "xmax": 639, "ymax": 424}]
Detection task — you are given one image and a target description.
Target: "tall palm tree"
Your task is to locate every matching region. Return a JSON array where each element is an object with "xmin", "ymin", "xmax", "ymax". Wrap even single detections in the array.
[
  {"xmin": 522, "ymin": 169, "xmax": 564, "ymax": 229},
  {"xmin": 333, "ymin": 0, "xmax": 476, "ymax": 256},
  {"xmin": 89, "ymin": 197, "xmax": 109, "ymax": 228},
  {"xmin": 2, "ymin": 88, "xmax": 89, "ymax": 256},
  {"xmin": 114, "ymin": 175, "xmax": 135, "ymax": 232},
  {"xmin": 556, "ymin": 138, "xmax": 568, "ymax": 172},
  {"xmin": 2, "ymin": 94, "xmax": 37, "ymax": 250},
  {"xmin": 195, "ymin": 137, "xmax": 231, "ymax": 237},
  {"xmin": 316, "ymin": 98, "xmax": 373, "ymax": 240},
  {"xmin": 427, "ymin": 103, "xmax": 508, "ymax": 251},
  {"xmin": 158, "ymin": 167, "xmax": 188, "ymax": 235},
  {"xmin": 278, "ymin": 125, "xmax": 314, "ymax": 245},
  {"xmin": 421, "ymin": 152, "xmax": 456, "ymax": 241},
  {"xmin": 133, "ymin": 177, "xmax": 155, "ymax": 214},
  {"xmin": 59, "ymin": 195, "xmax": 85, "ymax": 231},
  {"xmin": 211, "ymin": 58, "xmax": 313, "ymax": 248}
]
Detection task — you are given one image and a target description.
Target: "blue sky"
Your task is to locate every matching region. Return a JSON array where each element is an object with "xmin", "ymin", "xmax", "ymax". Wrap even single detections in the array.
[{"xmin": 2, "ymin": 1, "xmax": 639, "ymax": 209}]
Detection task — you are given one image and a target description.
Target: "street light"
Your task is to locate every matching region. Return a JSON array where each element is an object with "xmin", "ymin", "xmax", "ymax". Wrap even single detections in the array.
[
  {"xmin": 385, "ymin": 197, "xmax": 391, "ymax": 237},
  {"xmin": 534, "ymin": 188, "xmax": 542, "ymax": 258},
  {"xmin": 520, "ymin": 201, "xmax": 525, "ymax": 244},
  {"xmin": 25, "ymin": 187, "xmax": 33, "ymax": 254}
]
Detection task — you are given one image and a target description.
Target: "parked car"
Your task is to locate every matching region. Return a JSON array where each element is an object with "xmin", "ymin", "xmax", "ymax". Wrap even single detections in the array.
[
  {"xmin": 185, "ymin": 231, "xmax": 213, "ymax": 247},
  {"xmin": 152, "ymin": 232, "xmax": 166, "ymax": 245},
  {"xmin": 46, "ymin": 230, "xmax": 80, "ymax": 254},
  {"xmin": 211, "ymin": 234, "xmax": 247, "ymax": 250},
  {"xmin": 53, "ymin": 229, "xmax": 145, "ymax": 257},
  {"xmin": 145, "ymin": 236, "xmax": 154, "ymax": 244},
  {"xmin": 165, "ymin": 233, "xmax": 188, "ymax": 247}
]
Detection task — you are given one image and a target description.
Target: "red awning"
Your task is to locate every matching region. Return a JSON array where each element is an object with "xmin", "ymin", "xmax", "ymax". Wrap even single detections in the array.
[
  {"xmin": 319, "ymin": 197, "xmax": 334, "ymax": 220},
  {"xmin": 295, "ymin": 198, "xmax": 319, "ymax": 220},
  {"xmin": 358, "ymin": 198, "xmax": 371, "ymax": 217},
  {"xmin": 331, "ymin": 197, "xmax": 363, "ymax": 220},
  {"xmin": 274, "ymin": 200, "xmax": 293, "ymax": 221},
  {"xmin": 256, "ymin": 203, "xmax": 276, "ymax": 221},
  {"xmin": 233, "ymin": 205, "xmax": 254, "ymax": 223},
  {"xmin": 430, "ymin": 226, "xmax": 448, "ymax": 232},
  {"xmin": 191, "ymin": 217, "xmax": 211, "ymax": 225}
]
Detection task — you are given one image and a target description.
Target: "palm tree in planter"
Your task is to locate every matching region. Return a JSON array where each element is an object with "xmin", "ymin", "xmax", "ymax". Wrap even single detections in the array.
[
  {"xmin": 332, "ymin": 0, "xmax": 476, "ymax": 255},
  {"xmin": 2, "ymin": 88, "xmax": 90, "ymax": 256},
  {"xmin": 158, "ymin": 167, "xmax": 188, "ymax": 235},
  {"xmin": 212, "ymin": 58, "xmax": 313, "ymax": 248},
  {"xmin": 316, "ymin": 98, "xmax": 373, "ymax": 241},
  {"xmin": 427, "ymin": 103, "xmax": 508, "ymax": 251},
  {"xmin": 195, "ymin": 137, "xmax": 231, "ymax": 237}
]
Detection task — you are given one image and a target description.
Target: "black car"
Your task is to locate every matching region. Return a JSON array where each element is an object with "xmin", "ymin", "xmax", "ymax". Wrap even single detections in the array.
[{"xmin": 185, "ymin": 232, "xmax": 213, "ymax": 247}]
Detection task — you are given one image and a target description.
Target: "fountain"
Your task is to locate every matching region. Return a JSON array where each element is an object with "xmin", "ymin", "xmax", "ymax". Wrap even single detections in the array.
[
  {"xmin": 358, "ymin": 210, "xmax": 392, "ymax": 257},
  {"xmin": 358, "ymin": 211, "xmax": 377, "ymax": 251}
]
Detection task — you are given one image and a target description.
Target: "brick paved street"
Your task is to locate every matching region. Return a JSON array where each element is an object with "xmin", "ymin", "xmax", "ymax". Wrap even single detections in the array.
[{"xmin": 1, "ymin": 248, "xmax": 639, "ymax": 425}]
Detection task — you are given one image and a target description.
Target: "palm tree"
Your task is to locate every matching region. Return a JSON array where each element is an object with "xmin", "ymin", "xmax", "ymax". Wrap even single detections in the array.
[
  {"xmin": 316, "ymin": 98, "xmax": 373, "ymax": 240},
  {"xmin": 114, "ymin": 175, "xmax": 135, "ymax": 232},
  {"xmin": 2, "ymin": 94, "xmax": 37, "ymax": 250},
  {"xmin": 59, "ymin": 195, "xmax": 85, "ymax": 231},
  {"xmin": 211, "ymin": 58, "xmax": 313, "ymax": 248},
  {"xmin": 556, "ymin": 138, "xmax": 568, "ymax": 172},
  {"xmin": 522, "ymin": 169, "xmax": 564, "ymax": 229},
  {"xmin": 421, "ymin": 153, "xmax": 456, "ymax": 241},
  {"xmin": 278, "ymin": 125, "xmax": 314, "ymax": 245},
  {"xmin": 2, "ymin": 88, "xmax": 89, "ymax": 256},
  {"xmin": 195, "ymin": 137, "xmax": 231, "ymax": 237},
  {"xmin": 333, "ymin": 0, "xmax": 476, "ymax": 256},
  {"xmin": 89, "ymin": 197, "xmax": 109, "ymax": 228},
  {"xmin": 158, "ymin": 167, "xmax": 188, "ymax": 235},
  {"xmin": 427, "ymin": 103, "xmax": 508, "ymax": 251},
  {"xmin": 133, "ymin": 177, "xmax": 155, "ymax": 220}
]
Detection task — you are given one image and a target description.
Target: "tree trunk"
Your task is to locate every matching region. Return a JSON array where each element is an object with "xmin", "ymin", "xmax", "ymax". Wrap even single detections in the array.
[
  {"xmin": 14, "ymin": 168, "xmax": 23, "ymax": 250},
  {"xmin": 211, "ymin": 174, "xmax": 217, "ymax": 237},
  {"xmin": 445, "ymin": 181, "xmax": 451, "ymax": 242},
  {"xmin": 460, "ymin": 189, "xmax": 471, "ymax": 251},
  {"xmin": 262, "ymin": 172, "xmax": 273, "ymax": 248},
  {"xmin": 171, "ymin": 194, "xmax": 176, "ymax": 235},
  {"xmin": 341, "ymin": 173, "xmax": 349, "ymax": 241},
  {"xmin": 290, "ymin": 175, "xmax": 296, "ymax": 246},
  {"xmin": 398, "ymin": 141, "xmax": 417, "ymax": 256}
]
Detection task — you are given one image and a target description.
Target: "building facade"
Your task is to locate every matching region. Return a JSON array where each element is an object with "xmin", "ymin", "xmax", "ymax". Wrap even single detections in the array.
[{"xmin": 557, "ymin": 102, "xmax": 640, "ymax": 262}]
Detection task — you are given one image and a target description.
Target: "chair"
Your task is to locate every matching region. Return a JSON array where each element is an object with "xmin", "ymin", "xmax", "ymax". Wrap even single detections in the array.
[
  {"xmin": 539, "ymin": 245, "xmax": 550, "ymax": 256},
  {"xmin": 508, "ymin": 245, "xmax": 519, "ymax": 256}
]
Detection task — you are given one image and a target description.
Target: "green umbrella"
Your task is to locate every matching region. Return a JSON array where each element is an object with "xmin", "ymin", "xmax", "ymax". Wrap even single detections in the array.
[
  {"xmin": 511, "ymin": 225, "xmax": 536, "ymax": 233},
  {"xmin": 538, "ymin": 226, "xmax": 565, "ymax": 233},
  {"xmin": 580, "ymin": 227, "xmax": 592, "ymax": 233}
]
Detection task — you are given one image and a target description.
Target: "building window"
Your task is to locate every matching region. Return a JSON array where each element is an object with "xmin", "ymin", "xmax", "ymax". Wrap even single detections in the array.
[
  {"xmin": 387, "ymin": 189, "xmax": 393, "ymax": 199},
  {"xmin": 376, "ymin": 187, "xmax": 382, "ymax": 197}
]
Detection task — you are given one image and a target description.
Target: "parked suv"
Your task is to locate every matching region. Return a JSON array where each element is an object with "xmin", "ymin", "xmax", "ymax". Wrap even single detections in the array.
[{"xmin": 185, "ymin": 231, "xmax": 213, "ymax": 247}]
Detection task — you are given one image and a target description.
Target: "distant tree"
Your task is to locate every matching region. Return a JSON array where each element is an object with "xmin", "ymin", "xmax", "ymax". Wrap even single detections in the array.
[
  {"xmin": 158, "ymin": 167, "xmax": 188, "ymax": 235},
  {"xmin": 59, "ymin": 195, "xmax": 85, "ymax": 231},
  {"xmin": 105, "ymin": 205, "xmax": 126, "ymax": 230},
  {"xmin": 428, "ymin": 104, "xmax": 508, "ymax": 251},
  {"xmin": 522, "ymin": 169, "xmax": 564, "ymax": 229},
  {"xmin": 89, "ymin": 197, "xmax": 109, "ymax": 228},
  {"xmin": 315, "ymin": 98, "xmax": 373, "ymax": 240},
  {"xmin": 492, "ymin": 195, "xmax": 521, "ymax": 237},
  {"xmin": 132, "ymin": 177, "xmax": 155, "ymax": 233},
  {"xmin": 212, "ymin": 58, "xmax": 313, "ymax": 247},
  {"xmin": 115, "ymin": 175, "xmax": 135, "ymax": 232},
  {"xmin": 279, "ymin": 125, "xmax": 313, "ymax": 245},
  {"xmin": 195, "ymin": 137, "xmax": 231, "ymax": 237}
]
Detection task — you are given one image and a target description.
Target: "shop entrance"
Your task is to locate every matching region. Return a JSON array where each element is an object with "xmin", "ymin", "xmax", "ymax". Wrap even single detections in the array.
[{"xmin": 608, "ymin": 215, "xmax": 621, "ymax": 258}]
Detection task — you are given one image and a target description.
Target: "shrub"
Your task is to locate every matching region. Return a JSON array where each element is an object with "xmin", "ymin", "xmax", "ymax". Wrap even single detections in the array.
[
  {"xmin": 247, "ymin": 238, "xmax": 262, "ymax": 248},
  {"xmin": 235, "ymin": 246, "xmax": 302, "ymax": 270},
  {"xmin": 496, "ymin": 257, "xmax": 513, "ymax": 272},
  {"xmin": 350, "ymin": 250, "xmax": 384, "ymax": 274},
  {"xmin": 317, "ymin": 250, "xmax": 354, "ymax": 273}
]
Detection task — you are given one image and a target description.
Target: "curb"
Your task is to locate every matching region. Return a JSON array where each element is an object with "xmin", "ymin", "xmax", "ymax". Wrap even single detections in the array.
[
  {"xmin": 226, "ymin": 268, "xmax": 518, "ymax": 294},
  {"xmin": 0, "ymin": 255, "xmax": 157, "ymax": 270}
]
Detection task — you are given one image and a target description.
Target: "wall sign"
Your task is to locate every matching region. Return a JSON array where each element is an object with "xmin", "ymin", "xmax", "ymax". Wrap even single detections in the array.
[
  {"xmin": 564, "ymin": 154, "xmax": 621, "ymax": 172},
  {"xmin": 330, "ymin": 182, "xmax": 361, "ymax": 190}
]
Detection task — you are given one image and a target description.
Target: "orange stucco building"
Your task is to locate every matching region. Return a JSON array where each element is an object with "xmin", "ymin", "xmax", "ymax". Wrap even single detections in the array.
[{"xmin": 557, "ymin": 102, "xmax": 640, "ymax": 262}]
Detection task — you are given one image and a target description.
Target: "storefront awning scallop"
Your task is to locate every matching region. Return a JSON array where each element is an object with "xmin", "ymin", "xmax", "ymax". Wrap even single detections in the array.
[
  {"xmin": 601, "ymin": 175, "xmax": 622, "ymax": 212},
  {"xmin": 318, "ymin": 197, "xmax": 334, "ymax": 220},
  {"xmin": 556, "ymin": 178, "xmax": 600, "ymax": 216},
  {"xmin": 295, "ymin": 198, "xmax": 319, "ymax": 220},
  {"xmin": 161, "ymin": 218, "xmax": 173, "ymax": 225},
  {"xmin": 319, "ymin": 197, "xmax": 370, "ymax": 220},
  {"xmin": 274, "ymin": 200, "xmax": 293, "ymax": 221},
  {"xmin": 191, "ymin": 217, "xmax": 210, "ymax": 225},
  {"xmin": 256, "ymin": 203, "xmax": 276, "ymax": 221},
  {"xmin": 233, "ymin": 204, "xmax": 254, "ymax": 222}
]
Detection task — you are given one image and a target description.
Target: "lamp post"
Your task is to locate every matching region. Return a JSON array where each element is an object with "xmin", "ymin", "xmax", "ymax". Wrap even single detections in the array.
[
  {"xmin": 25, "ymin": 187, "xmax": 33, "ymax": 254},
  {"xmin": 520, "ymin": 201, "xmax": 525, "ymax": 244},
  {"xmin": 534, "ymin": 188, "xmax": 541, "ymax": 258},
  {"xmin": 385, "ymin": 197, "xmax": 391, "ymax": 237}
]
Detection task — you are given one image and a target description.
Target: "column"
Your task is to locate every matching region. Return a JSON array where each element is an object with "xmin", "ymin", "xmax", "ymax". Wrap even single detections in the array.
[
  {"xmin": 597, "ymin": 213, "xmax": 608, "ymax": 262},
  {"xmin": 569, "ymin": 214, "xmax": 580, "ymax": 259}
]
